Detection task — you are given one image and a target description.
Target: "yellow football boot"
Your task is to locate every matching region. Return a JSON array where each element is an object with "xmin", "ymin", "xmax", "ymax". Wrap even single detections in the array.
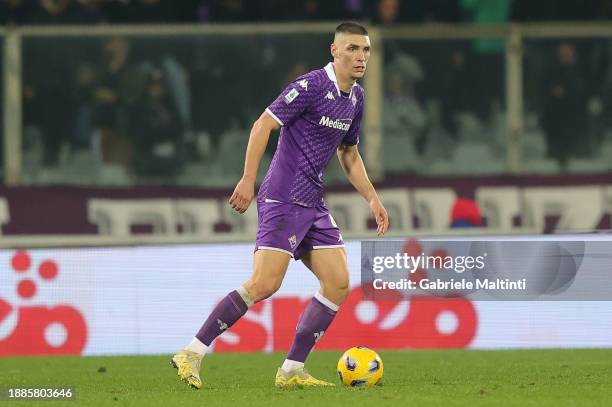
[
  {"xmin": 275, "ymin": 367, "xmax": 335, "ymax": 388},
  {"xmin": 171, "ymin": 350, "xmax": 203, "ymax": 389}
]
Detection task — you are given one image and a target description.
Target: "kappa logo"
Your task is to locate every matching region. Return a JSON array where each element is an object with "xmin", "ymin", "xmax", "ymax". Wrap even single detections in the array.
[
  {"xmin": 288, "ymin": 235, "xmax": 297, "ymax": 249},
  {"xmin": 284, "ymin": 88, "xmax": 299, "ymax": 104},
  {"xmin": 298, "ymin": 79, "xmax": 308, "ymax": 91},
  {"xmin": 0, "ymin": 251, "xmax": 88, "ymax": 356},
  {"xmin": 217, "ymin": 319, "xmax": 228, "ymax": 331},
  {"xmin": 324, "ymin": 91, "xmax": 335, "ymax": 100}
]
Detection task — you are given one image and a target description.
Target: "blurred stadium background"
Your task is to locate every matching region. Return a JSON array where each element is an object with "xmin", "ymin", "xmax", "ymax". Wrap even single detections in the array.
[{"xmin": 0, "ymin": 0, "xmax": 611, "ymax": 360}]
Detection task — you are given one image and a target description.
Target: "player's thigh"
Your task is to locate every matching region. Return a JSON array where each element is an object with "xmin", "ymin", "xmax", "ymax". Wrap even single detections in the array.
[
  {"xmin": 301, "ymin": 248, "xmax": 349, "ymax": 290},
  {"xmin": 244, "ymin": 248, "xmax": 291, "ymax": 300}
]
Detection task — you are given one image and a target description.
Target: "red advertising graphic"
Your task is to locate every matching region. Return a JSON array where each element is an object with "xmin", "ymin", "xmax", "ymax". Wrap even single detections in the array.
[
  {"xmin": 0, "ymin": 251, "xmax": 87, "ymax": 356},
  {"xmin": 217, "ymin": 238, "xmax": 478, "ymax": 352}
]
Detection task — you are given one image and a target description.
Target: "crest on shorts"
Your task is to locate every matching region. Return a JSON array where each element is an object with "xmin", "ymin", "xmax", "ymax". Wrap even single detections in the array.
[{"xmin": 288, "ymin": 235, "xmax": 297, "ymax": 249}]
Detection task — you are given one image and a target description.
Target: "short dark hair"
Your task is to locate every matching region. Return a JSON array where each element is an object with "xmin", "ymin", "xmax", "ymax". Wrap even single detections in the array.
[{"xmin": 335, "ymin": 22, "xmax": 368, "ymax": 36}]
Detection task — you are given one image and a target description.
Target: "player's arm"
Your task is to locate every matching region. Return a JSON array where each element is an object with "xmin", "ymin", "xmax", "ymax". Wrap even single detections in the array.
[
  {"xmin": 229, "ymin": 111, "xmax": 280, "ymax": 213},
  {"xmin": 337, "ymin": 143, "xmax": 389, "ymax": 236}
]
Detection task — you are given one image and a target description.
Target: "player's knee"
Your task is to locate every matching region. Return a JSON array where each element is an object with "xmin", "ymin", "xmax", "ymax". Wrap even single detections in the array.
[
  {"xmin": 322, "ymin": 274, "xmax": 350, "ymax": 303},
  {"xmin": 335, "ymin": 283, "xmax": 350, "ymax": 303},
  {"xmin": 244, "ymin": 279, "xmax": 282, "ymax": 303}
]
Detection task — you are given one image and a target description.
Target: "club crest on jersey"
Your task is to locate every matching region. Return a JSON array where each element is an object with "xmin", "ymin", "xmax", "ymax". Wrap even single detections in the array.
[
  {"xmin": 284, "ymin": 88, "xmax": 299, "ymax": 104},
  {"xmin": 298, "ymin": 79, "xmax": 308, "ymax": 91},
  {"xmin": 351, "ymin": 94, "xmax": 357, "ymax": 107},
  {"xmin": 319, "ymin": 116, "xmax": 352, "ymax": 131},
  {"xmin": 325, "ymin": 91, "xmax": 335, "ymax": 100},
  {"xmin": 288, "ymin": 235, "xmax": 297, "ymax": 249}
]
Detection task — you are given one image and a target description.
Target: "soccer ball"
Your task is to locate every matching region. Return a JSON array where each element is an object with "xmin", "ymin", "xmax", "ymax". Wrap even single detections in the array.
[{"xmin": 337, "ymin": 346, "xmax": 383, "ymax": 387}]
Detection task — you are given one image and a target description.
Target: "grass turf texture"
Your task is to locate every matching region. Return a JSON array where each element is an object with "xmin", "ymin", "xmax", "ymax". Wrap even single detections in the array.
[{"xmin": 1, "ymin": 349, "xmax": 611, "ymax": 407}]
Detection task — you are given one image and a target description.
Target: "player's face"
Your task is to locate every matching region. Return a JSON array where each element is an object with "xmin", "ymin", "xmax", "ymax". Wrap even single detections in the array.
[{"xmin": 332, "ymin": 33, "xmax": 371, "ymax": 80}]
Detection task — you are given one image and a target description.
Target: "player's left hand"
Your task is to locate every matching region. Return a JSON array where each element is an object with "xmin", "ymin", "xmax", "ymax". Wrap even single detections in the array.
[
  {"xmin": 369, "ymin": 197, "xmax": 389, "ymax": 236},
  {"xmin": 229, "ymin": 176, "xmax": 255, "ymax": 214}
]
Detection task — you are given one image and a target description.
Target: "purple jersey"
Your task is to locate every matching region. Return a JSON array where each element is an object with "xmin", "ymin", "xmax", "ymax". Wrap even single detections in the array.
[{"xmin": 259, "ymin": 62, "xmax": 365, "ymax": 207}]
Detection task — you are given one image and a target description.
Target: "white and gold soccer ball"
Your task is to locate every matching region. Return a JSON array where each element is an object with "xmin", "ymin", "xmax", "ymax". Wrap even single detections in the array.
[{"xmin": 337, "ymin": 346, "xmax": 383, "ymax": 387}]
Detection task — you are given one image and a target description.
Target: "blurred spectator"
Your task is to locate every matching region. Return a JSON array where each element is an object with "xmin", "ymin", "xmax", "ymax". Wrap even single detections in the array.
[
  {"xmin": 540, "ymin": 42, "xmax": 589, "ymax": 168},
  {"xmin": 383, "ymin": 53, "xmax": 428, "ymax": 152},
  {"xmin": 71, "ymin": 0, "xmax": 106, "ymax": 24},
  {"xmin": 400, "ymin": 0, "xmax": 460, "ymax": 23},
  {"xmin": 22, "ymin": 36, "xmax": 75, "ymax": 166},
  {"xmin": 439, "ymin": 46, "xmax": 477, "ymax": 136},
  {"xmin": 130, "ymin": 69, "xmax": 183, "ymax": 177},
  {"xmin": 600, "ymin": 0, "xmax": 612, "ymax": 19},
  {"xmin": 372, "ymin": 0, "xmax": 403, "ymax": 25},
  {"xmin": 0, "ymin": 0, "xmax": 29, "ymax": 25},
  {"xmin": 288, "ymin": 0, "xmax": 344, "ymax": 21},
  {"xmin": 93, "ymin": 36, "xmax": 148, "ymax": 170},
  {"xmin": 208, "ymin": 0, "xmax": 244, "ymax": 22},
  {"xmin": 30, "ymin": 0, "xmax": 72, "ymax": 24},
  {"xmin": 512, "ymin": 0, "xmax": 599, "ymax": 21},
  {"xmin": 0, "ymin": 0, "xmax": 610, "ymax": 24},
  {"xmin": 344, "ymin": 0, "xmax": 366, "ymax": 20},
  {"xmin": 72, "ymin": 62, "xmax": 97, "ymax": 150},
  {"xmin": 460, "ymin": 0, "xmax": 510, "ymax": 123}
]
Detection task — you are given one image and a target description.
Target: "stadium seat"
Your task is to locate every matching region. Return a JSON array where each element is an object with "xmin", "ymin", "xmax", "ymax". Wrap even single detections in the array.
[
  {"xmin": 175, "ymin": 199, "xmax": 220, "ymax": 235},
  {"xmin": 522, "ymin": 186, "xmax": 604, "ymax": 231},
  {"xmin": 412, "ymin": 188, "xmax": 456, "ymax": 230},
  {"xmin": 220, "ymin": 198, "xmax": 258, "ymax": 235},
  {"xmin": 0, "ymin": 197, "xmax": 8, "ymax": 235},
  {"xmin": 522, "ymin": 130, "xmax": 547, "ymax": 159},
  {"xmin": 88, "ymin": 198, "xmax": 177, "ymax": 236},
  {"xmin": 567, "ymin": 158, "xmax": 611, "ymax": 173},
  {"xmin": 475, "ymin": 187, "xmax": 521, "ymax": 230},
  {"xmin": 217, "ymin": 129, "xmax": 247, "ymax": 179},
  {"xmin": 522, "ymin": 158, "xmax": 560, "ymax": 174},
  {"xmin": 325, "ymin": 192, "xmax": 371, "ymax": 233},
  {"xmin": 376, "ymin": 188, "xmax": 413, "ymax": 230},
  {"xmin": 97, "ymin": 164, "xmax": 132, "ymax": 186},
  {"xmin": 381, "ymin": 134, "xmax": 421, "ymax": 173},
  {"xmin": 452, "ymin": 142, "xmax": 505, "ymax": 175}
]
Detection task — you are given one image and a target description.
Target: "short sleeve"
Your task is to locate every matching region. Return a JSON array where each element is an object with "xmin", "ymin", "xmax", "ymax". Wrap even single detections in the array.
[
  {"xmin": 265, "ymin": 75, "xmax": 318, "ymax": 126},
  {"xmin": 342, "ymin": 97, "xmax": 363, "ymax": 146}
]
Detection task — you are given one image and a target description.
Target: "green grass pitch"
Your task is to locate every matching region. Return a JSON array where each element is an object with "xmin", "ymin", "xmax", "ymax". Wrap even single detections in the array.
[{"xmin": 1, "ymin": 349, "xmax": 611, "ymax": 406}]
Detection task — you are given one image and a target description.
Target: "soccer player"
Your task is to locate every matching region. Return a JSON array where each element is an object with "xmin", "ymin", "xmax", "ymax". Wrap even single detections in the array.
[{"xmin": 171, "ymin": 22, "xmax": 389, "ymax": 389}]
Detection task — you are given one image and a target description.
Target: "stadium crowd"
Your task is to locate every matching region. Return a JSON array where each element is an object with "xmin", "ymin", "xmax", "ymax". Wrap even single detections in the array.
[
  {"xmin": 1, "ymin": 0, "xmax": 612, "ymax": 25},
  {"xmin": 2, "ymin": 0, "xmax": 612, "ymax": 184}
]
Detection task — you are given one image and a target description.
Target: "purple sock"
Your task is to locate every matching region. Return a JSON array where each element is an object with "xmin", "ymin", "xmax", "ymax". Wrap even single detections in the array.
[
  {"xmin": 196, "ymin": 290, "xmax": 248, "ymax": 346},
  {"xmin": 286, "ymin": 295, "xmax": 337, "ymax": 363}
]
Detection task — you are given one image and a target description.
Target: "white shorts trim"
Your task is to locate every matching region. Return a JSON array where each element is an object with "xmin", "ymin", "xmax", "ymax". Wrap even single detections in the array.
[
  {"xmin": 314, "ymin": 291, "xmax": 339, "ymax": 312},
  {"xmin": 312, "ymin": 244, "xmax": 345, "ymax": 249},
  {"xmin": 264, "ymin": 198, "xmax": 283, "ymax": 204},
  {"xmin": 256, "ymin": 246, "xmax": 293, "ymax": 257},
  {"xmin": 265, "ymin": 108, "xmax": 284, "ymax": 126}
]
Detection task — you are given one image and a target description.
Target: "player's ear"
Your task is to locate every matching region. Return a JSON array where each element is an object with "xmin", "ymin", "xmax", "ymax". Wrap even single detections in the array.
[{"xmin": 330, "ymin": 43, "xmax": 337, "ymax": 59}]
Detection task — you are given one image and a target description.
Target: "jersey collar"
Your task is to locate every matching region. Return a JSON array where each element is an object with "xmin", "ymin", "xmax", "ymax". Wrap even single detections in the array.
[{"xmin": 324, "ymin": 62, "xmax": 358, "ymax": 98}]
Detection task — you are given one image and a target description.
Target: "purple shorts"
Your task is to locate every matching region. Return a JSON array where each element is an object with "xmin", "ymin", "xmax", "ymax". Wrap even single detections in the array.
[{"xmin": 255, "ymin": 200, "xmax": 344, "ymax": 259}]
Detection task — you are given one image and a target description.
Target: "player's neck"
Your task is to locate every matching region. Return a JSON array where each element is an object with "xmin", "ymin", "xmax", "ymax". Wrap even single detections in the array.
[{"xmin": 332, "ymin": 62, "xmax": 355, "ymax": 93}]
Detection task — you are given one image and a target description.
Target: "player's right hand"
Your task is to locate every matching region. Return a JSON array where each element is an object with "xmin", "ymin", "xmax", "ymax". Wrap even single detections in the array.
[{"xmin": 229, "ymin": 176, "xmax": 255, "ymax": 214}]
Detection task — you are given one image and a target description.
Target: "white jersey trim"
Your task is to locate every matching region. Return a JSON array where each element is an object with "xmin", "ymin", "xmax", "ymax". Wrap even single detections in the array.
[
  {"xmin": 256, "ymin": 246, "xmax": 293, "ymax": 257},
  {"xmin": 324, "ymin": 62, "xmax": 358, "ymax": 98},
  {"xmin": 312, "ymin": 244, "xmax": 345, "ymax": 249},
  {"xmin": 265, "ymin": 108, "xmax": 284, "ymax": 126}
]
